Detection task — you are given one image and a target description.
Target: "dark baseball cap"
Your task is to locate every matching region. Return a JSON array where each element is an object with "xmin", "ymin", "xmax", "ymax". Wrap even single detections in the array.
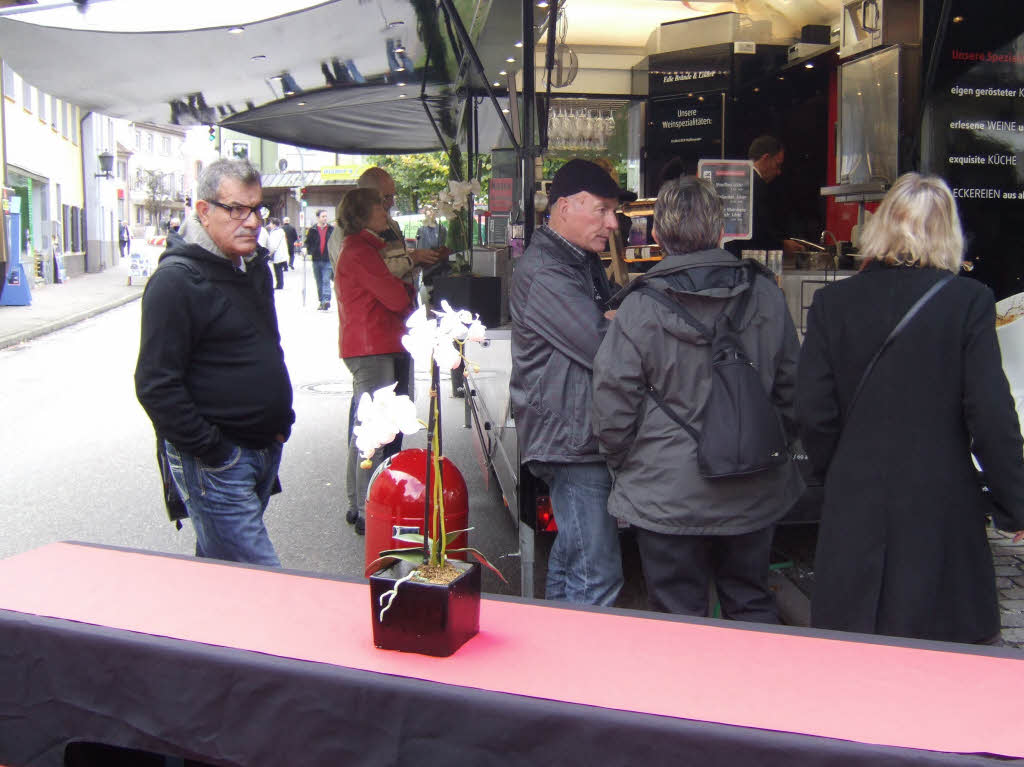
[{"xmin": 549, "ymin": 159, "xmax": 624, "ymax": 206}]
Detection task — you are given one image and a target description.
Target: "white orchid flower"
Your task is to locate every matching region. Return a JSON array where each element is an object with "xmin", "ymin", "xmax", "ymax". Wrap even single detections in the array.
[
  {"xmin": 434, "ymin": 300, "xmax": 472, "ymax": 341},
  {"xmin": 405, "ymin": 303, "xmax": 429, "ymax": 329},
  {"xmin": 465, "ymin": 317, "xmax": 487, "ymax": 343},
  {"xmin": 434, "ymin": 340, "xmax": 463, "ymax": 370},
  {"xmin": 353, "ymin": 383, "xmax": 423, "ymax": 461}
]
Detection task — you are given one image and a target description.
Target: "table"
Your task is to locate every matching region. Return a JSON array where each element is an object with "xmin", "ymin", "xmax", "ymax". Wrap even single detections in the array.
[{"xmin": 1, "ymin": 542, "xmax": 1022, "ymax": 766}]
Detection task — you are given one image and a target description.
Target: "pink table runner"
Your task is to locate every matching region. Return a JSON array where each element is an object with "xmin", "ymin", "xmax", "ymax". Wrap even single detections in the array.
[{"xmin": 1, "ymin": 542, "xmax": 1021, "ymax": 758}]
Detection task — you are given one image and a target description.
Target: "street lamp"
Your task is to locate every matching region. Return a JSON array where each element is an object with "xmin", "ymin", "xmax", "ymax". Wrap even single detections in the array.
[{"xmin": 95, "ymin": 150, "xmax": 114, "ymax": 179}]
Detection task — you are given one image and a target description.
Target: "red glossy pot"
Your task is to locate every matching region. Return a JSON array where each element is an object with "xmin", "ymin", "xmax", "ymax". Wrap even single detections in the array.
[{"xmin": 364, "ymin": 448, "xmax": 469, "ymax": 569}]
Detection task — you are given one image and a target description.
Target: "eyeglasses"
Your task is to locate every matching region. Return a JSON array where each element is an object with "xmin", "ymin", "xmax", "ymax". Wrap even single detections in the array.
[{"xmin": 207, "ymin": 200, "xmax": 266, "ymax": 221}]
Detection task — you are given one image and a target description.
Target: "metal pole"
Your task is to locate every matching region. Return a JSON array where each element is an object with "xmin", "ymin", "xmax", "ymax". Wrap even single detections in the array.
[
  {"xmin": 522, "ymin": 0, "xmax": 536, "ymax": 245},
  {"xmin": 437, "ymin": 0, "xmax": 520, "ymax": 152},
  {"xmin": 299, "ymin": 149, "xmax": 307, "ymax": 307}
]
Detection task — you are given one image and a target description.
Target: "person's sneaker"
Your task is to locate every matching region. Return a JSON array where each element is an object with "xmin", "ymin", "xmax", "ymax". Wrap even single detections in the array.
[
  {"xmin": 354, "ymin": 516, "xmax": 365, "ymax": 536},
  {"xmin": 345, "ymin": 507, "xmax": 360, "ymax": 525},
  {"xmin": 316, "ymin": 302, "xmax": 324, "ymax": 311}
]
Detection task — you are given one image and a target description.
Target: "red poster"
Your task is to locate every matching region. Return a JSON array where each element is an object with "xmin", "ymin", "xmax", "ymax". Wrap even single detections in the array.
[{"xmin": 488, "ymin": 177, "xmax": 514, "ymax": 213}]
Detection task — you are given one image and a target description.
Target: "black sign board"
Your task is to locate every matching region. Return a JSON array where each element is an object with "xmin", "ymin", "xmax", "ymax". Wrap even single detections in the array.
[
  {"xmin": 646, "ymin": 94, "xmax": 724, "ymax": 190},
  {"xmin": 698, "ymin": 159, "xmax": 753, "ymax": 243},
  {"xmin": 921, "ymin": 2, "xmax": 1024, "ymax": 298},
  {"xmin": 649, "ymin": 44, "xmax": 732, "ymax": 99}
]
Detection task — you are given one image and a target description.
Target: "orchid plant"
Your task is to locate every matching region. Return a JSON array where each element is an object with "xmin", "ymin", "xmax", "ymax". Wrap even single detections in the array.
[
  {"xmin": 357, "ymin": 301, "xmax": 505, "ymax": 618},
  {"xmin": 433, "ymin": 179, "xmax": 482, "ymax": 274}
]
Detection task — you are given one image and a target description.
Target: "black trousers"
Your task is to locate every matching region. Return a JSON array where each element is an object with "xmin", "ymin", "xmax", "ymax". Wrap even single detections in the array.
[
  {"xmin": 634, "ymin": 524, "xmax": 779, "ymax": 624},
  {"xmin": 273, "ymin": 262, "xmax": 285, "ymax": 290}
]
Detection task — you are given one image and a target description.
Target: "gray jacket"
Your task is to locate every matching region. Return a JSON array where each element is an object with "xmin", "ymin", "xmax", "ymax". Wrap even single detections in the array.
[
  {"xmin": 510, "ymin": 226, "xmax": 612, "ymax": 464},
  {"xmin": 592, "ymin": 249, "xmax": 804, "ymax": 535}
]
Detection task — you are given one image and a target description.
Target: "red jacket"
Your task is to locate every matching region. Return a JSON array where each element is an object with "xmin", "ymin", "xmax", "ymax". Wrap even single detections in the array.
[{"xmin": 335, "ymin": 229, "xmax": 413, "ymax": 358}]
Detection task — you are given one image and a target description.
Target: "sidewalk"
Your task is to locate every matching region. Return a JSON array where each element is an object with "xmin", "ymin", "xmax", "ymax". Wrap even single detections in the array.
[{"xmin": 0, "ymin": 257, "xmax": 144, "ymax": 350}]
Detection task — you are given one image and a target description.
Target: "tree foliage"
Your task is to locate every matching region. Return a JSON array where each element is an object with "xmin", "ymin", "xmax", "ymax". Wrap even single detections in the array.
[
  {"xmin": 364, "ymin": 153, "xmax": 449, "ymax": 215},
  {"xmin": 142, "ymin": 170, "xmax": 170, "ymax": 222}
]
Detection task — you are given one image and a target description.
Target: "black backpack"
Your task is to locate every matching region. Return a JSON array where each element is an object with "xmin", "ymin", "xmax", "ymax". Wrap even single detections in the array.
[{"xmin": 634, "ymin": 269, "xmax": 788, "ymax": 479}]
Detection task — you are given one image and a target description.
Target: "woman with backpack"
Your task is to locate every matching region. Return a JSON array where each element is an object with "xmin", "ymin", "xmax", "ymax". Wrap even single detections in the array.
[
  {"xmin": 796, "ymin": 173, "xmax": 1024, "ymax": 644},
  {"xmin": 592, "ymin": 176, "xmax": 804, "ymax": 621}
]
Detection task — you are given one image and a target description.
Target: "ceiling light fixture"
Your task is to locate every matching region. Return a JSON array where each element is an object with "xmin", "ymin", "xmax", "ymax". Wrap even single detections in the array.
[
  {"xmin": 506, "ymin": 56, "xmax": 516, "ymax": 63},
  {"xmin": 515, "ymin": 41, "xmax": 523, "ymax": 48},
  {"xmin": 250, "ymin": 54, "xmax": 267, "ymax": 62},
  {"xmin": 228, "ymin": 26, "xmax": 244, "ymax": 34}
]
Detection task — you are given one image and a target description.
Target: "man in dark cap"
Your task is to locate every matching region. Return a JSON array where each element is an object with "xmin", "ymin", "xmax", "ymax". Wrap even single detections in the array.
[{"xmin": 510, "ymin": 158, "xmax": 624, "ymax": 606}]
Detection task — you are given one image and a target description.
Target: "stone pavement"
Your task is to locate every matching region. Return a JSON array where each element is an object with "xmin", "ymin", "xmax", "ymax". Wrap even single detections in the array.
[
  {"xmin": 0, "ymin": 256, "xmax": 143, "ymax": 350},
  {"xmin": 2, "ymin": 254, "xmax": 1023, "ymax": 649},
  {"xmin": 988, "ymin": 526, "xmax": 1024, "ymax": 647}
]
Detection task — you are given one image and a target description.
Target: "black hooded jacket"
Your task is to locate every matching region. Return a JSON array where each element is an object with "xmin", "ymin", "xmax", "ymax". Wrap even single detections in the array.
[{"xmin": 134, "ymin": 235, "xmax": 294, "ymax": 465}]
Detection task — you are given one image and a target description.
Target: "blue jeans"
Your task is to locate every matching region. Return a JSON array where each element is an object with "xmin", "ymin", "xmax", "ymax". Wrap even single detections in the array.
[
  {"xmin": 529, "ymin": 461, "xmax": 623, "ymax": 606},
  {"xmin": 312, "ymin": 260, "xmax": 332, "ymax": 304},
  {"xmin": 164, "ymin": 440, "xmax": 283, "ymax": 566}
]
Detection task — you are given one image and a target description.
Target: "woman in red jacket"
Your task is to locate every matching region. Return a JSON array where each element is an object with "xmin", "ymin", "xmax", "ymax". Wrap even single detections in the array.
[{"xmin": 335, "ymin": 188, "xmax": 414, "ymax": 534}]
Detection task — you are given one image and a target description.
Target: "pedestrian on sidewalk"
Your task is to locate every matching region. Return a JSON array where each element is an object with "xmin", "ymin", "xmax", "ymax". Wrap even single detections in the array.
[
  {"xmin": 118, "ymin": 221, "xmax": 130, "ymax": 259},
  {"xmin": 304, "ymin": 209, "xmax": 333, "ymax": 310},
  {"xmin": 282, "ymin": 216, "xmax": 298, "ymax": 270},
  {"xmin": 265, "ymin": 217, "xmax": 289, "ymax": 290},
  {"xmin": 135, "ymin": 158, "xmax": 294, "ymax": 567}
]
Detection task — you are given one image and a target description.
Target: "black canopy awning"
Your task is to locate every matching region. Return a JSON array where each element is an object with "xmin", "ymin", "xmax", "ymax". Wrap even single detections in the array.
[{"xmin": 0, "ymin": 0, "xmax": 515, "ymax": 154}]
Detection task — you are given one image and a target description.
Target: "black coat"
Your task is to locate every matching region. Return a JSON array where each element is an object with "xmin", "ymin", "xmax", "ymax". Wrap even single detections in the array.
[
  {"xmin": 796, "ymin": 261, "xmax": 1024, "ymax": 643},
  {"xmin": 135, "ymin": 237, "xmax": 294, "ymax": 466},
  {"xmin": 726, "ymin": 173, "xmax": 787, "ymax": 255},
  {"xmin": 281, "ymin": 223, "xmax": 298, "ymax": 256}
]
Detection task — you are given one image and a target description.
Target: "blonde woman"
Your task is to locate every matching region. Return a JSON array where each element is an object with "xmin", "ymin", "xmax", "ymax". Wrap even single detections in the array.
[{"xmin": 796, "ymin": 172, "xmax": 1024, "ymax": 644}]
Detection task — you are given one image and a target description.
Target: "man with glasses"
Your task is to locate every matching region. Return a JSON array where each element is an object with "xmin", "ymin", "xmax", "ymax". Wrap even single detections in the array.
[{"xmin": 135, "ymin": 159, "xmax": 294, "ymax": 566}]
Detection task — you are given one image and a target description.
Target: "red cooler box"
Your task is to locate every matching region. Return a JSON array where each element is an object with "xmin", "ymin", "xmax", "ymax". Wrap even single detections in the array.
[{"xmin": 364, "ymin": 448, "xmax": 469, "ymax": 569}]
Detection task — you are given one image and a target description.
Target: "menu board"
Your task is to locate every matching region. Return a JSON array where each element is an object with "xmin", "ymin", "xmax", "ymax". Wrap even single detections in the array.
[
  {"xmin": 646, "ymin": 94, "xmax": 724, "ymax": 189},
  {"xmin": 697, "ymin": 159, "xmax": 753, "ymax": 243},
  {"xmin": 922, "ymin": 8, "xmax": 1024, "ymax": 297}
]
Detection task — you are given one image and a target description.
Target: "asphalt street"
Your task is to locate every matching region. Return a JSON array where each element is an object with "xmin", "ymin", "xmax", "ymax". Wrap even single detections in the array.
[{"xmin": 0, "ymin": 259, "xmax": 523, "ymax": 596}]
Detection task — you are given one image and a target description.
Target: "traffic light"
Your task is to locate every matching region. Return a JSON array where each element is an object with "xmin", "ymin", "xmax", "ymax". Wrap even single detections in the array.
[{"xmin": 208, "ymin": 126, "xmax": 216, "ymax": 141}]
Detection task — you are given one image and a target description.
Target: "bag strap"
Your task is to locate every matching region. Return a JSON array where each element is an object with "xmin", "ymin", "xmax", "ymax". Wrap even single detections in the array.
[
  {"xmin": 633, "ymin": 283, "xmax": 718, "ymax": 445},
  {"xmin": 646, "ymin": 381, "xmax": 701, "ymax": 445},
  {"xmin": 847, "ymin": 274, "xmax": 954, "ymax": 416},
  {"xmin": 635, "ymin": 282, "xmax": 713, "ymax": 340},
  {"xmin": 634, "ymin": 264, "xmax": 758, "ymax": 341}
]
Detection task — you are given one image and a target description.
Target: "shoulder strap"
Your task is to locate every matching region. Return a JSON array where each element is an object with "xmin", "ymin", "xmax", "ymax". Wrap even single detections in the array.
[
  {"xmin": 635, "ymin": 282, "xmax": 713, "ymax": 341},
  {"xmin": 633, "ymin": 262, "xmax": 760, "ymax": 341},
  {"xmin": 847, "ymin": 274, "xmax": 954, "ymax": 416}
]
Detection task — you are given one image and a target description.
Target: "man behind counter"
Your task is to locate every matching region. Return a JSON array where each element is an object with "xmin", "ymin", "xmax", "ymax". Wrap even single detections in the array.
[{"xmin": 727, "ymin": 135, "xmax": 798, "ymax": 258}]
